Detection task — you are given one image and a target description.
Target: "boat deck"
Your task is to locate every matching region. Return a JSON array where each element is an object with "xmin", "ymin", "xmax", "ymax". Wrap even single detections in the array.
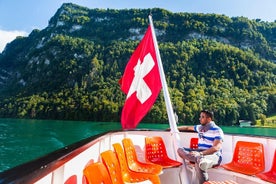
[{"xmin": 0, "ymin": 130, "xmax": 275, "ymax": 184}]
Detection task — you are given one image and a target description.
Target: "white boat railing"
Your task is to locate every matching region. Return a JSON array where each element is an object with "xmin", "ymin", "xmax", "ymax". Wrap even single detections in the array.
[{"xmin": 0, "ymin": 130, "xmax": 275, "ymax": 184}]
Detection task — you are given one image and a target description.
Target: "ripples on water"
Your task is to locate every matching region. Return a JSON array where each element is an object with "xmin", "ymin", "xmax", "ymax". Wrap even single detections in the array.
[
  {"xmin": 0, "ymin": 118, "xmax": 275, "ymax": 172},
  {"xmin": 0, "ymin": 119, "xmax": 133, "ymax": 172}
]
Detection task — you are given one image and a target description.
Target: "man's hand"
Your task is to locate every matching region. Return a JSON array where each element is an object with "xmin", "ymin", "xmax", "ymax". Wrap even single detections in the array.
[{"xmin": 190, "ymin": 151, "xmax": 201, "ymax": 157}]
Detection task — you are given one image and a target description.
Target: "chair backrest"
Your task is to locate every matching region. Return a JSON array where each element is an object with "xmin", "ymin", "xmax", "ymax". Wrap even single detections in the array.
[
  {"xmin": 83, "ymin": 162, "xmax": 112, "ymax": 184},
  {"xmin": 232, "ymin": 141, "xmax": 265, "ymax": 170},
  {"xmin": 112, "ymin": 143, "xmax": 130, "ymax": 175},
  {"xmin": 190, "ymin": 138, "xmax": 198, "ymax": 149},
  {"xmin": 113, "ymin": 143, "xmax": 161, "ymax": 184},
  {"xmin": 122, "ymin": 138, "xmax": 140, "ymax": 166},
  {"xmin": 270, "ymin": 149, "xmax": 276, "ymax": 172},
  {"xmin": 64, "ymin": 175, "xmax": 77, "ymax": 184},
  {"xmin": 256, "ymin": 149, "xmax": 276, "ymax": 183},
  {"xmin": 145, "ymin": 136, "xmax": 170, "ymax": 161},
  {"xmin": 122, "ymin": 137, "xmax": 162, "ymax": 174},
  {"xmin": 100, "ymin": 150, "xmax": 124, "ymax": 184}
]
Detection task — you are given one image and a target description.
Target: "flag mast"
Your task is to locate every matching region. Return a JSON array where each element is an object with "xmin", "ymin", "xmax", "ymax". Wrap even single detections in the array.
[
  {"xmin": 148, "ymin": 15, "xmax": 179, "ymax": 135},
  {"xmin": 149, "ymin": 14, "xmax": 190, "ymax": 183}
]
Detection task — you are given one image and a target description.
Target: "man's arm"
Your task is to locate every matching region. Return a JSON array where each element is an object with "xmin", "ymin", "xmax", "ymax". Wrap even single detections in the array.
[
  {"xmin": 167, "ymin": 126, "xmax": 195, "ymax": 131},
  {"xmin": 200, "ymin": 139, "xmax": 223, "ymax": 155},
  {"xmin": 177, "ymin": 126, "xmax": 195, "ymax": 131}
]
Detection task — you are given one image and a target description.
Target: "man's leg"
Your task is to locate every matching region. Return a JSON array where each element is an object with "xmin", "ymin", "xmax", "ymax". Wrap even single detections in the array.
[
  {"xmin": 195, "ymin": 154, "xmax": 220, "ymax": 183},
  {"xmin": 177, "ymin": 148, "xmax": 197, "ymax": 162},
  {"xmin": 178, "ymin": 148, "xmax": 199, "ymax": 184},
  {"xmin": 195, "ymin": 159, "xmax": 207, "ymax": 184}
]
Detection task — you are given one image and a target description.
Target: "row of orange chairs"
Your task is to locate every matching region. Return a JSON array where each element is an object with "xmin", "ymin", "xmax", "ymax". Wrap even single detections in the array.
[
  {"xmin": 82, "ymin": 136, "xmax": 276, "ymax": 184},
  {"xmin": 83, "ymin": 136, "xmax": 183, "ymax": 184},
  {"xmin": 192, "ymin": 138, "xmax": 276, "ymax": 183}
]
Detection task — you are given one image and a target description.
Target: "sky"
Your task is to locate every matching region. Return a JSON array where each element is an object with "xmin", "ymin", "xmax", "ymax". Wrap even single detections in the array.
[{"xmin": 0, "ymin": 0, "xmax": 276, "ymax": 52}]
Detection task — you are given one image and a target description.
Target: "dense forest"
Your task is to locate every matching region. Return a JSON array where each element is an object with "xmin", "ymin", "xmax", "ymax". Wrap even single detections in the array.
[{"xmin": 0, "ymin": 3, "xmax": 276, "ymax": 126}]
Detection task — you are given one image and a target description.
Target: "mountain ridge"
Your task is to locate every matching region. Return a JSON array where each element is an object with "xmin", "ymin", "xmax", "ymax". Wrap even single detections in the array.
[{"xmin": 0, "ymin": 3, "xmax": 275, "ymax": 125}]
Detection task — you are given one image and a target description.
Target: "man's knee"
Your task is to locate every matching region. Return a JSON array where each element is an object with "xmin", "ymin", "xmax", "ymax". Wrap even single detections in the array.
[{"xmin": 177, "ymin": 148, "xmax": 184, "ymax": 157}]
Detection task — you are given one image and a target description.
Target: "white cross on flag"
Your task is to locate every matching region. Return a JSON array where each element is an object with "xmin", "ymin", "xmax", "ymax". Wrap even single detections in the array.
[{"xmin": 120, "ymin": 26, "xmax": 162, "ymax": 129}]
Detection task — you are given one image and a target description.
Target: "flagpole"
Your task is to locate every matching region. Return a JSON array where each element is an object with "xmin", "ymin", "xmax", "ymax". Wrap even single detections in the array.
[
  {"xmin": 149, "ymin": 15, "xmax": 190, "ymax": 183},
  {"xmin": 148, "ymin": 15, "xmax": 179, "ymax": 136}
]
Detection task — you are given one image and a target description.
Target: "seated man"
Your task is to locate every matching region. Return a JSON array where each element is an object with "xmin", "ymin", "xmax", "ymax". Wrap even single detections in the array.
[{"xmin": 177, "ymin": 110, "xmax": 224, "ymax": 184}]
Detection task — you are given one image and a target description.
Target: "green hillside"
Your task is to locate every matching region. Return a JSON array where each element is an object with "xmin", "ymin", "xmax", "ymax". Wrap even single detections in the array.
[{"xmin": 0, "ymin": 3, "xmax": 276, "ymax": 125}]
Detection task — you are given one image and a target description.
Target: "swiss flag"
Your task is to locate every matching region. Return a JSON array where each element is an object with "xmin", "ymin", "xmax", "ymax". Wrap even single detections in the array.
[{"xmin": 120, "ymin": 26, "xmax": 162, "ymax": 129}]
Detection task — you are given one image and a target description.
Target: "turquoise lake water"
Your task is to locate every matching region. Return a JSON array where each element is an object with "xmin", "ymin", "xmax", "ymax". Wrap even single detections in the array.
[{"xmin": 0, "ymin": 118, "xmax": 275, "ymax": 172}]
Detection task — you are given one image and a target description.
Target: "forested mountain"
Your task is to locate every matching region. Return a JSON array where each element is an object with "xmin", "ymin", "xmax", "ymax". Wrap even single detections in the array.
[{"xmin": 0, "ymin": 3, "xmax": 276, "ymax": 126}]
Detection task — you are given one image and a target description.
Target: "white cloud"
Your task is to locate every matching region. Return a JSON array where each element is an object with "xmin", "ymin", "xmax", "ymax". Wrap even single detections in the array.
[{"xmin": 0, "ymin": 30, "xmax": 28, "ymax": 53}]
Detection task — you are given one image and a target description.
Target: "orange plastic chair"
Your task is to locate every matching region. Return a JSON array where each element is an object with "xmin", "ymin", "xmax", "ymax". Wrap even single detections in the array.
[
  {"xmin": 190, "ymin": 137, "xmax": 199, "ymax": 149},
  {"xmin": 189, "ymin": 137, "xmax": 199, "ymax": 164},
  {"xmin": 122, "ymin": 138, "xmax": 163, "ymax": 175},
  {"xmin": 112, "ymin": 143, "xmax": 161, "ymax": 184},
  {"xmin": 221, "ymin": 141, "xmax": 265, "ymax": 175},
  {"xmin": 64, "ymin": 175, "xmax": 77, "ymax": 184},
  {"xmin": 83, "ymin": 162, "xmax": 112, "ymax": 184},
  {"xmin": 100, "ymin": 150, "xmax": 125, "ymax": 184},
  {"xmin": 145, "ymin": 136, "xmax": 182, "ymax": 168},
  {"xmin": 256, "ymin": 149, "xmax": 276, "ymax": 183}
]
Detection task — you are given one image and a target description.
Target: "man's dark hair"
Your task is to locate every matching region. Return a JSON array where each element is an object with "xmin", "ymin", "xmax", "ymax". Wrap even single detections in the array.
[{"xmin": 201, "ymin": 110, "xmax": 214, "ymax": 120}]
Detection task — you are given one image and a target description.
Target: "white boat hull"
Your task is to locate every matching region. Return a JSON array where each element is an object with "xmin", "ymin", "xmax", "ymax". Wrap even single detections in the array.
[{"xmin": 1, "ymin": 130, "xmax": 275, "ymax": 184}]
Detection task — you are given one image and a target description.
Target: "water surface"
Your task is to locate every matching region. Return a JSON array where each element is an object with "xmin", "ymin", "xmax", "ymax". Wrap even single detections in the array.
[{"xmin": 0, "ymin": 118, "xmax": 275, "ymax": 172}]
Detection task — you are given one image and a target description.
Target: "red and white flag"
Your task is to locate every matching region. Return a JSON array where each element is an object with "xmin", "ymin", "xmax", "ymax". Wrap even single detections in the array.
[{"xmin": 120, "ymin": 25, "xmax": 161, "ymax": 129}]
